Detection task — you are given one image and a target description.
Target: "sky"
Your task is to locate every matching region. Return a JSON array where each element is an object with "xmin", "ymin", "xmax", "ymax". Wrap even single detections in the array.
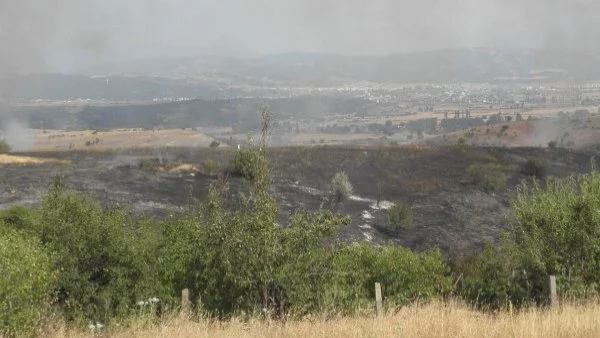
[{"xmin": 1, "ymin": 0, "xmax": 599, "ymax": 73}]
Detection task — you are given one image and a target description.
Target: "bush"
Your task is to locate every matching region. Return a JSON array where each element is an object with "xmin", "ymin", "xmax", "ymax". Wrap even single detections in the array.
[
  {"xmin": 15, "ymin": 179, "xmax": 172, "ymax": 323},
  {"xmin": 209, "ymin": 140, "xmax": 220, "ymax": 148},
  {"xmin": 327, "ymin": 244, "xmax": 452, "ymax": 312},
  {"xmin": 0, "ymin": 226, "xmax": 56, "ymax": 337},
  {"xmin": 231, "ymin": 147, "xmax": 269, "ymax": 183},
  {"xmin": 203, "ymin": 157, "xmax": 221, "ymax": 174},
  {"xmin": 547, "ymin": 141, "xmax": 557, "ymax": 149},
  {"xmin": 0, "ymin": 139, "xmax": 10, "ymax": 153},
  {"xmin": 459, "ymin": 233, "xmax": 544, "ymax": 309},
  {"xmin": 521, "ymin": 157, "xmax": 548, "ymax": 179},
  {"xmin": 457, "ymin": 137, "xmax": 468, "ymax": 147},
  {"xmin": 331, "ymin": 171, "xmax": 353, "ymax": 203},
  {"xmin": 511, "ymin": 172, "xmax": 600, "ymax": 299},
  {"xmin": 467, "ymin": 164, "xmax": 507, "ymax": 193},
  {"xmin": 462, "ymin": 170, "xmax": 600, "ymax": 309},
  {"xmin": 380, "ymin": 202, "xmax": 413, "ymax": 231}
]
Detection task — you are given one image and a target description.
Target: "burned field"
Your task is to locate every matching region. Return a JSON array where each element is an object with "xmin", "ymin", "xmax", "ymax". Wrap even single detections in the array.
[{"xmin": 0, "ymin": 146, "xmax": 593, "ymax": 257}]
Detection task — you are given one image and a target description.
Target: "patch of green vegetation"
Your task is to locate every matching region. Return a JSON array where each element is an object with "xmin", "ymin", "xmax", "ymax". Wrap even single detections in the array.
[
  {"xmin": 380, "ymin": 202, "xmax": 414, "ymax": 231},
  {"xmin": 231, "ymin": 147, "xmax": 269, "ymax": 182},
  {"xmin": 203, "ymin": 157, "xmax": 221, "ymax": 174},
  {"xmin": 0, "ymin": 225, "xmax": 55, "ymax": 337},
  {"xmin": 460, "ymin": 170, "xmax": 600, "ymax": 308},
  {"xmin": 331, "ymin": 171, "xmax": 353, "ymax": 203},
  {"xmin": 0, "ymin": 139, "xmax": 11, "ymax": 154},
  {"xmin": 467, "ymin": 163, "xmax": 508, "ymax": 193}
]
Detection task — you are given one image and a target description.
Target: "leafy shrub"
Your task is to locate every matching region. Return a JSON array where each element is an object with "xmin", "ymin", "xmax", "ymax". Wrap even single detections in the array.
[
  {"xmin": 331, "ymin": 171, "xmax": 353, "ymax": 203},
  {"xmin": 511, "ymin": 172, "xmax": 600, "ymax": 299},
  {"xmin": 0, "ymin": 226, "xmax": 55, "ymax": 337},
  {"xmin": 547, "ymin": 141, "xmax": 557, "ymax": 149},
  {"xmin": 231, "ymin": 147, "xmax": 269, "ymax": 183},
  {"xmin": 0, "ymin": 139, "xmax": 10, "ymax": 154},
  {"xmin": 467, "ymin": 164, "xmax": 507, "ymax": 193},
  {"xmin": 459, "ymin": 233, "xmax": 545, "ymax": 309},
  {"xmin": 462, "ymin": 170, "xmax": 600, "ymax": 309},
  {"xmin": 209, "ymin": 140, "xmax": 220, "ymax": 148},
  {"xmin": 16, "ymin": 180, "xmax": 171, "ymax": 323},
  {"xmin": 380, "ymin": 202, "xmax": 413, "ymax": 231},
  {"xmin": 457, "ymin": 137, "xmax": 468, "ymax": 147},
  {"xmin": 203, "ymin": 157, "xmax": 221, "ymax": 174},
  {"xmin": 327, "ymin": 244, "xmax": 452, "ymax": 313},
  {"xmin": 521, "ymin": 157, "xmax": 548, "ymax": 179}
]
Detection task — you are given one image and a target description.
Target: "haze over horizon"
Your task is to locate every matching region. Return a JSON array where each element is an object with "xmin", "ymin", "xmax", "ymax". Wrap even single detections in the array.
[{"xmin": 1, "ymin": 0, "xmax": 599, "ymax": 75}]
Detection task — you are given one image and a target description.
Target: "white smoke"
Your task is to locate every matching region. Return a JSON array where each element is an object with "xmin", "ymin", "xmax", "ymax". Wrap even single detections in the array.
[{"xmin": 0, "ymin": 120, "xmax": 36, "ymax": 152}]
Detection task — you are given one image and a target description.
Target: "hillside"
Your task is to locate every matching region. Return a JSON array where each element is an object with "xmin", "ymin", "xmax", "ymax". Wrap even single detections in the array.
[
  {"xmin": 5, "ymin": 48, "xmax": 600, "ymax": 101},
  {"xmin": 86, "ymin": 48, "xmax": 600, "ymax": 84},
  {"xmin": 2, "ymin": 146, "xmax": 593, "ymax": 256}
]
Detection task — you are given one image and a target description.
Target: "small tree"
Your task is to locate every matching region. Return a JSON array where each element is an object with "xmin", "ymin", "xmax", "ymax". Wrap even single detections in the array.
[
  {"xmin": 382, "ymin": 202, "xmax": 414, "ymax": 231},
  {"xmin": 209, "ymin": 140, "xmax": 220, "ymax": 148},
  {"xmin": 0, "ymin": 139, "xmax": 11, "ymax": 154},
  {"xmin": 331, "ymin": 172, "xmax": 353, "ymax": 203}
]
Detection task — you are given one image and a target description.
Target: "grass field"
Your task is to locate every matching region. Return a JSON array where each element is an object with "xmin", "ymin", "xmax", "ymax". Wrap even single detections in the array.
[
  {"xmin": 44, "ymin": 302, "xmax": 600, "ymax": 338},
  {"xmin": 33, "ymin": 129, "xmax": 221, "ymax": 152}
]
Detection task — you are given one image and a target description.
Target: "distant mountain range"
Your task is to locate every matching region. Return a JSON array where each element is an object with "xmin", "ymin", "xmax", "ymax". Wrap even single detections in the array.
[{"xmin": 85, "ymin": 48, "xmax": 600, "ymax": 84}]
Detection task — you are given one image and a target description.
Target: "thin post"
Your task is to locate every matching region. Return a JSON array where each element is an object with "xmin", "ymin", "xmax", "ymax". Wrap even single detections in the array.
[
  {"xmin": 181, "ymin": 288, "xmax": 191, "ymax": 316},
  {"xmin": 549, "ymin": 275, "xmax": 558, "ymax": 308},
  {"xmin": 375, "ymin": 282, "xmax": 383, "ymax": 317}
]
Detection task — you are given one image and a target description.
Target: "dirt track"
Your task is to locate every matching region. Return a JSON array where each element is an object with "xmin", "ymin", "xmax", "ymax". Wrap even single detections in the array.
[{"xmin": 0, "ymin": 146, "xmax": 593, "ymax": 257}]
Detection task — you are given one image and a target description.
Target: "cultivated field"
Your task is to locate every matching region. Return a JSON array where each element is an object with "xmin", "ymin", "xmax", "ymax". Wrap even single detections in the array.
[
  {"xmin": 44, "ymin": 302, "xmax": 600, "ymax": 338},
  {"xmin": 33, "ymin": 129, "xmax": 221, "ymax": 152}
]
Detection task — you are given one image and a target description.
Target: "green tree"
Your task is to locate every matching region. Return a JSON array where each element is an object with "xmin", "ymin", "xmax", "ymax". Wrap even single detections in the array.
[{"xmin": 331, "ymin": 171, "xmax": 353, "ymax": 203}]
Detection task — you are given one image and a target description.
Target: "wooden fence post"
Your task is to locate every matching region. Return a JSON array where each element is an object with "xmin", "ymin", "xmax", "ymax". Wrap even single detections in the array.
[
  {"xmin": 375, "ymin": 282, "xmax": 383, "ymax": 317},
  {"xmin": 181, "ymin": 288, "xmax": 191, "ymax": 316},
  {"xmin": 549, "ymin": 275, "xmax": 558, "ymax": 308}
]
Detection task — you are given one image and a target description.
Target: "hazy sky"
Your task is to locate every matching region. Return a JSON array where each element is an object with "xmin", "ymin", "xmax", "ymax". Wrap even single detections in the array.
[{"xmin": 1, "ymin": 0, "xmax": 599, "ymax": 73}]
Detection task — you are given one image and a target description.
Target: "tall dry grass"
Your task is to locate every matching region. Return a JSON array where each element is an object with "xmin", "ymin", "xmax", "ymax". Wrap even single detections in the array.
[{"xmin": 44, "ymin": 301, "xmax": 600, "ymax": 338}]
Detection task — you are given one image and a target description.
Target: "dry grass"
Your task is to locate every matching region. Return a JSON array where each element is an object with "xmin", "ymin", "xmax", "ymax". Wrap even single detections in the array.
[
  {"xmin": 0, "ymin": 154, "xmax": 69, "ymax": 166},
  {"xmin": 45, "ymin": 301, "xmax": 600, "ymax": 338},
  {"xmin": 33, "ymin": 129, "xmax": 220, "ymax": 152}
]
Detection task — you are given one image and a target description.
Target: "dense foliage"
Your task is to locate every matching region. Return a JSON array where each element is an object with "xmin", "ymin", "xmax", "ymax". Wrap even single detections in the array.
[
  {"xmin": 0, "ymin": 224, "xmax": 55, "ymax": 337},
  {"xmin": 459, "ymin": 169, "xmax": 600, "ymax": 308}
]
